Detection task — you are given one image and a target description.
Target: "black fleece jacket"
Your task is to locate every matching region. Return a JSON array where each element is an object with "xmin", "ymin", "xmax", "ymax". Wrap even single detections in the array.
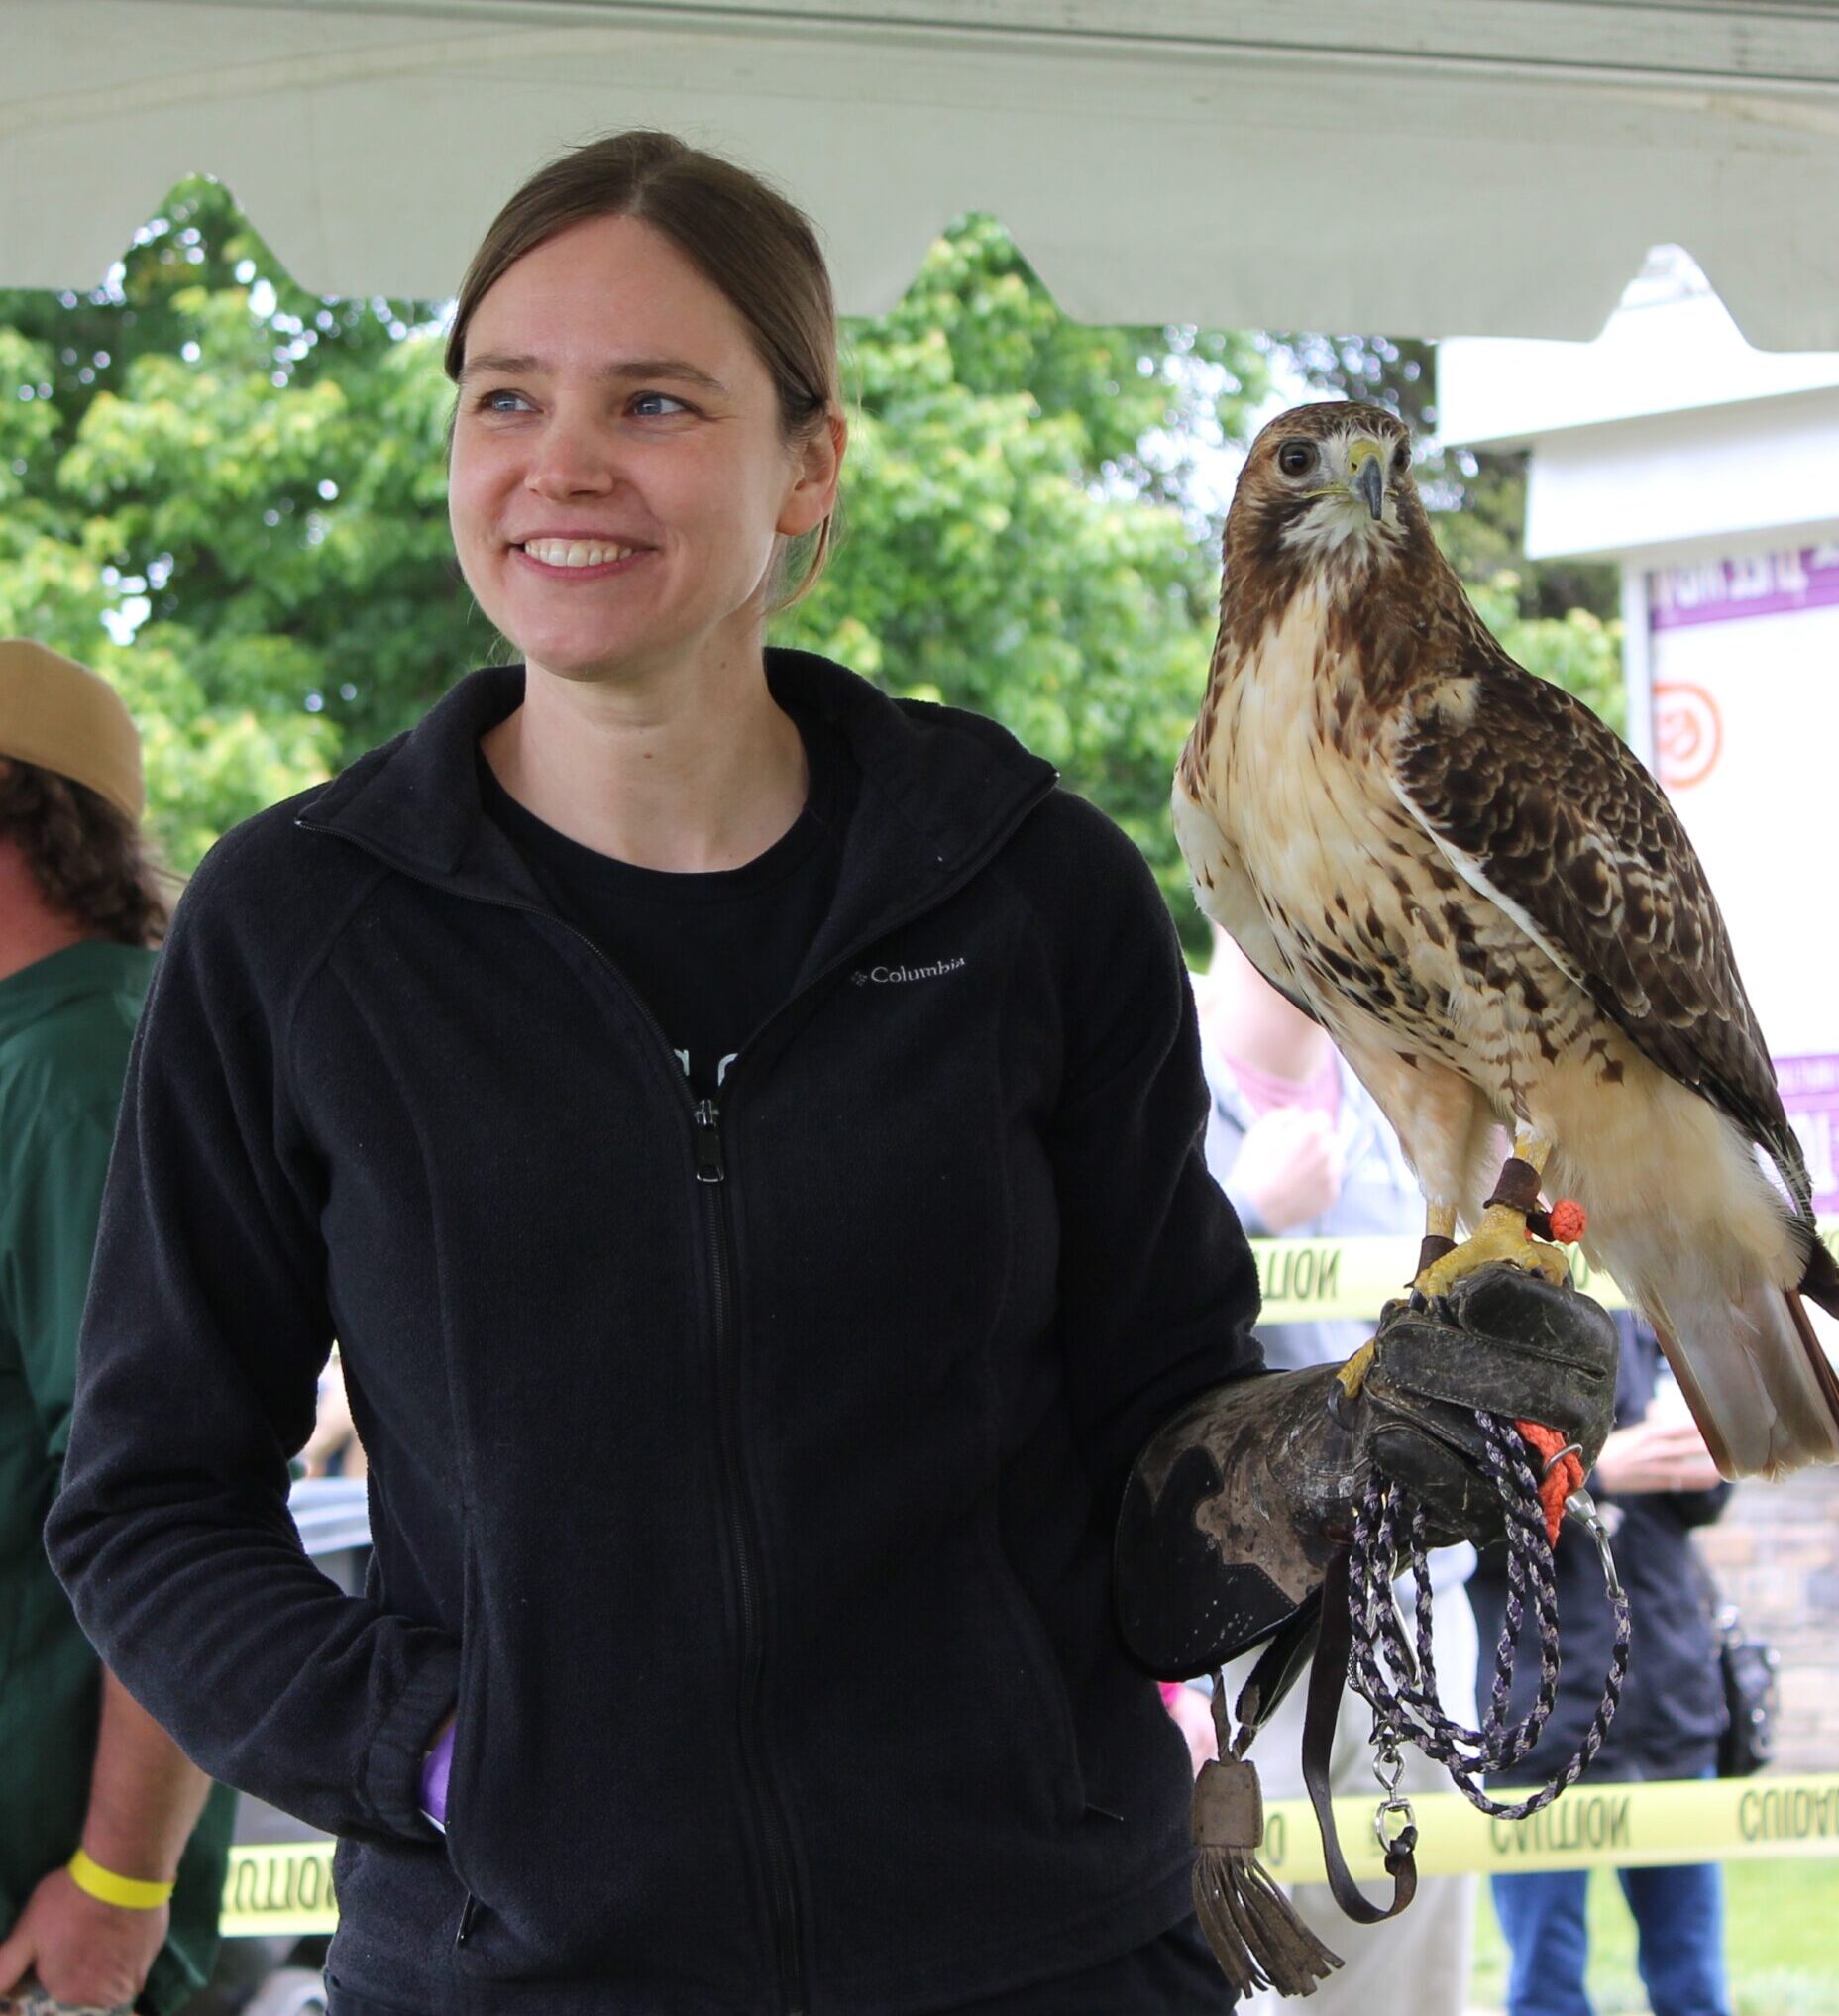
[{"xmin": 49, "ymin": 654, "xmax": 1262, "ymax": 2016}]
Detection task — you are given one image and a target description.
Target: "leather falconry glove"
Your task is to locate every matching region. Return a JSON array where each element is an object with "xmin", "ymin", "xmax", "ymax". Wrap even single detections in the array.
[
  {"xmin": 1113, "ymin": 1264, "xmax": 1617, "ymax": 1999},
  {"xmin": 1115, "ymin": 1262, "xmax": 1618, "ymax": 1682}
]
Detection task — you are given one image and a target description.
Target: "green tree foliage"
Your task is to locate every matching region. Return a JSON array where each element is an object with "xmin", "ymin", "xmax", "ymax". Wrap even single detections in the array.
[
  {"xmin": 1270, "ymin": 332, "xmax": 1625, "ymax": 733},
  {"xmin": 0, "ymin": 178, "xmax": 466, "ymax": 867}
]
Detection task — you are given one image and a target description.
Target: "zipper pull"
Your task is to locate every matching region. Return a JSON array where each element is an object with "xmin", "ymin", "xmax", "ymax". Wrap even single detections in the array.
[{"xmin": 693, "ymin": 1098, "xmax": 726, "ymax": 1184}]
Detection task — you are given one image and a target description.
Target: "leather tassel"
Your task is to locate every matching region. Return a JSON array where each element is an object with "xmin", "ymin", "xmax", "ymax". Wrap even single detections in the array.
[{"xmin": 1191, "ymin": 1753, "xmax": 1343, "ymax": 1998}]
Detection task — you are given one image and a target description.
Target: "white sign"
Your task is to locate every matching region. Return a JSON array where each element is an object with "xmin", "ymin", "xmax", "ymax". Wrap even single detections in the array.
[{"xmin": 1647, "ymin": 546, "xmax": 1839, "ymax": 1216}]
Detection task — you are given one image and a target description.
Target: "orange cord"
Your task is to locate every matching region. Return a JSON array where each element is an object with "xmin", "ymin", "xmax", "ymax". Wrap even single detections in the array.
[
  {"xmin": 1548, "ymin": 1199, "xmax": 1587, "ymax": 1244},
  {"xmin": 1515, "ymin": 1199, "xmax": 1587, "ymax": 1540},
  {"xmin": 1514, "ymin": 1419, "xmax": 1581, "ymax": 1545}
]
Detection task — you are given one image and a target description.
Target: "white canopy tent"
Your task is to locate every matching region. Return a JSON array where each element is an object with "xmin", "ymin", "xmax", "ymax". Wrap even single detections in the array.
[{"xmin": 7, "ymin": 0, "xmax": 1839, "ymax": 344}]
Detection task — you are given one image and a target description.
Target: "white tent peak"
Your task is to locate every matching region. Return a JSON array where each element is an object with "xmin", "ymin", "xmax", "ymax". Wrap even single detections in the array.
[{"xmin": 1440, "ymin": 246, "xmax": 1839, "ymax": 452}]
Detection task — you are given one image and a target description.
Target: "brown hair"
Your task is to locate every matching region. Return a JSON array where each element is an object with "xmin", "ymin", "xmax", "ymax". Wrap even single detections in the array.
[
  {"xmin": 446, "ymin": 130, "xmax": 842, "ymax": 610},
  {"xmin": 0, "ymin": 757, "xmax": 171, "ymax": 947}
]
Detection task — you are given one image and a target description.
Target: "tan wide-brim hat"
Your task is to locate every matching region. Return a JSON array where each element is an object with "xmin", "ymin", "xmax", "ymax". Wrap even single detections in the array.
[{"xmin": 0, "ymin": 639, "xmax": 144, "ymax": 824}]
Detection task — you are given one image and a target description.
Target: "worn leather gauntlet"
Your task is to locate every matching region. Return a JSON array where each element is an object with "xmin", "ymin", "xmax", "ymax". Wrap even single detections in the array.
[{"xmin": 1115, "ymin": 1263, "xmax": 1618, "ymax": 1679}]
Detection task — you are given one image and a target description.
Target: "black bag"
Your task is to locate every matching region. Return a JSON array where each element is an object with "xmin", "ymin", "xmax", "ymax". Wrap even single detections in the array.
[{"xmin": 1711, "ymin": 1597, "xmax": 1780, "ymax": 1777}]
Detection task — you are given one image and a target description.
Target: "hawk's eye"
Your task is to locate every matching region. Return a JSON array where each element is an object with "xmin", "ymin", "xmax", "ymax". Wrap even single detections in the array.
[
  {"xmin": 1392, "ymin": 441, "xmax": 1411, "ymax": 475},
  {"xmin": 1276, "ymin": 441, "xmax": 1315, "ymax": 477}
]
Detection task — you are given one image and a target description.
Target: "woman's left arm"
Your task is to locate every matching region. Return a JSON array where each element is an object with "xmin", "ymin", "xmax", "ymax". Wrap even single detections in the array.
[{"xmin": 1038, "ymin": 808, "xmax": 1264, "ymax": 1501}]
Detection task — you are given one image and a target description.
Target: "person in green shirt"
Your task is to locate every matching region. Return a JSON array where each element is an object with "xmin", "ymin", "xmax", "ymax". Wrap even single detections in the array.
[{"xmin": 0, "ymin": 640, "xmax": 234, "ymax": 2016}]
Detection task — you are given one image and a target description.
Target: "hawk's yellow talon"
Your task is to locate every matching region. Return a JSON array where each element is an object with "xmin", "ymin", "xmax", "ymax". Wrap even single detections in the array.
[
  {"xmin": 1337, "ymin": 1338, "xmax": 1377, "ymax": 1399},
  {"xmin": 1412, "ymin": 1202, "xmax": 1569, "ymax": 1298}
]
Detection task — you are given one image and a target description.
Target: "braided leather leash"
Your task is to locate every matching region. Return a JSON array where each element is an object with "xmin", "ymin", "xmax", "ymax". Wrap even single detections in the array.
[{"xmin": 1302, "ymin": 1410, "xmax": 1633, "ymax": 1926}]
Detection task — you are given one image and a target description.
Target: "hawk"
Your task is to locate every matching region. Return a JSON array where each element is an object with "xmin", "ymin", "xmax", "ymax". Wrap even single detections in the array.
[{"xmin": 1176, "ymin": 400, "xmax": 1839, "ymax": 1480}]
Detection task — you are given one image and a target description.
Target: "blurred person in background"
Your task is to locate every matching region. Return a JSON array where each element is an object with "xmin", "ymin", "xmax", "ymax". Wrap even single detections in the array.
[
  {"xmin": 1477, "ymin": 1315, "xmax": 1733, "ymax": 2016},
  {"xmin": 1187, "ymin": 923, "xmax": 1480, "ymax": 2016},
  {"xmin": 0, "ymin": 641, "xmax": 233, "ymax": 2015}
]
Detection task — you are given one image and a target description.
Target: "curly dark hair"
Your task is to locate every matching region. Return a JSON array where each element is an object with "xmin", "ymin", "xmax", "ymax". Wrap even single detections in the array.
[{"xmin": 0, "ymin": 756, "xmax": 171, "ymax": 947}]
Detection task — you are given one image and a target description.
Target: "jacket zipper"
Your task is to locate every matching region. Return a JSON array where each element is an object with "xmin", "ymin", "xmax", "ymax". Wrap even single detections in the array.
[{"xmin": 694, "ymin": 1097, "xmax": 806, "ymax": 2016}]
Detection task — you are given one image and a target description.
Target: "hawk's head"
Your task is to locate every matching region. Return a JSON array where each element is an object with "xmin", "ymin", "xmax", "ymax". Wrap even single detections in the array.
[{"xmin": 1224, "ymin": 400, "xmax": 1429, "ymax": 592}]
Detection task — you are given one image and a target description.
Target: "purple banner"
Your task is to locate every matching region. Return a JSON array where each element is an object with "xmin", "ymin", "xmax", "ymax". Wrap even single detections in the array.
[
  {"xmin": 1649, "ymin": 546, "xmax": 1839, "ymax": 631},
  {"xmin": 1779, "ymin": 1054, "xmax": 1839, "ymax": 1215}
]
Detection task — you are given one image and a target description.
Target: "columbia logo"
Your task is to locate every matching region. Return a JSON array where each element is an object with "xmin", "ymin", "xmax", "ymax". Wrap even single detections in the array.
[{"xmin": 851, "ymin": 957, "xmax": 967, "ymax": 987}]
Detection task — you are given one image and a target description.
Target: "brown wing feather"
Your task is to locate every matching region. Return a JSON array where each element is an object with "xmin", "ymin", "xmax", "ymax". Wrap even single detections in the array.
[{"xmin": 1389, "ymin": 634, "xmax": 1813, "ymax": 1218}]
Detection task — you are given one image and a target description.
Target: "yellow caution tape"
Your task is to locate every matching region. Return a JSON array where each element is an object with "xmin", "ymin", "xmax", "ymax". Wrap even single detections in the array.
[
  {"xmin": 221, "ymin": 1773, "xmax": 1839, "ymax": 1936},
  {"xmin": 1247, "ymin": 1219, "xmax": 1838, "ymax": 1326},
  {"xmin": 1249, "ymin": 1232, "xmax": 1631, "ymax": 1325},
  {"xmin": 1260, "ymin": 1774, "xmax": 1839, "ymax": 1883},
  {"xmin": 222, "ymin": 1840, "xmax": 339, "ymax": 1939}
]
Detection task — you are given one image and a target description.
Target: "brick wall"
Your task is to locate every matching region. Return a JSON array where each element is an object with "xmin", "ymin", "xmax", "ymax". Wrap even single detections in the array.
[{"xmin": 1696, "ymin": 1467, "xmax": 1839, "ymax": 1772}]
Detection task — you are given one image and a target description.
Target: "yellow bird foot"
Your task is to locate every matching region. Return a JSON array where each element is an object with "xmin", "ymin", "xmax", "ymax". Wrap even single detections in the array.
[
  {"xmin": 1336, "ymin": 1337, "xmax": 1378, "ymax": 1401},
  {"xmin": 1411, "ymin": 1202, "xmax": 1570, "ymax": 1300}
]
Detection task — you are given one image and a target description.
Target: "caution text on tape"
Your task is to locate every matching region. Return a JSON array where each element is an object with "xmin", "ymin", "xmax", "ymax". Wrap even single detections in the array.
[
  {"xmin": 1259, "ymin": 1773, "xmax": 1839, "ymax": 1884},
  {"xmin": 1247, "ymin": 1221, "xmax": 1839, "ymax": 1326},
  {"xmin": 222, "ymin": 1841, "xmax": 339, "ymax": 1940}
]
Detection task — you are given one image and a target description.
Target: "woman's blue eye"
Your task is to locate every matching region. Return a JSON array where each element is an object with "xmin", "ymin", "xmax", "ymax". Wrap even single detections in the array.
[
  {"xmin": 631, "ymin": 392, "xmax": 689, "ymax": 418},
  {"xmin": 478, "ymin": 388, "xmax": 529, "ymax": 414}
]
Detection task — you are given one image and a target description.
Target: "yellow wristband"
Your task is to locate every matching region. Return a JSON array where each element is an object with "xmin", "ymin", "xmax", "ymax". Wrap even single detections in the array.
[{"xmin": 66, "ymin": 1847, "xmax": 175, "ymax": 1910}]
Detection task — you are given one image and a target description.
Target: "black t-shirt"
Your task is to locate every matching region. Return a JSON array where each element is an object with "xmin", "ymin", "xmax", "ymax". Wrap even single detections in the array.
[{"xmin": 477, "ymin": 707, "xmax": 855, "ymax": 1099}]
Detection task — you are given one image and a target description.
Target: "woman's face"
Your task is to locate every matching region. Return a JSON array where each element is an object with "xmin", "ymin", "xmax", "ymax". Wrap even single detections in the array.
[{"xmin": 449, "ymin": 214, "xmax": 836, "ymax": 688}]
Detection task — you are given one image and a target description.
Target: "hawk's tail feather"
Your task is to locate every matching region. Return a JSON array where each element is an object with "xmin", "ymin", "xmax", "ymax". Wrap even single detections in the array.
[
  {"xmin": 1800, "ymin": 1229, "xmax": 1839, "ymax": 1321},
  {"xmin": 1645, "ymin": 1310, "xmax": 1745, "ymax": 1480},
  {"xmin": 1785, "ymin": 1285, "xmax": 1839, "ymax": 1423},
  {"xmin": 1643, "ymin": 1283, "xmax": 1839, "ymax": 1482}
]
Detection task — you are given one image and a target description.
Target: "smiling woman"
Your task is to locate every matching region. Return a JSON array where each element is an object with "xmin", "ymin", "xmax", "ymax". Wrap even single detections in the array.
[
  {"xmin": 450, "ymin": 207, "xmax": 841, "ymax": 869},
  {"xmin": 44, "ymin": 128, "xmax": 1623, "ymax": 2016},
  {"xmin": 446, "ymin": 130, "xmax": 841, "ymax": 609}
]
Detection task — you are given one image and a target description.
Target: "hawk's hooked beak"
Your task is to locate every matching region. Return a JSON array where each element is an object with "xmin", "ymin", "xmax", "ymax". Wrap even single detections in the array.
[{"xmin": 1348, "ymin": 441, "xmax": 1387, "ymax": 521}]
